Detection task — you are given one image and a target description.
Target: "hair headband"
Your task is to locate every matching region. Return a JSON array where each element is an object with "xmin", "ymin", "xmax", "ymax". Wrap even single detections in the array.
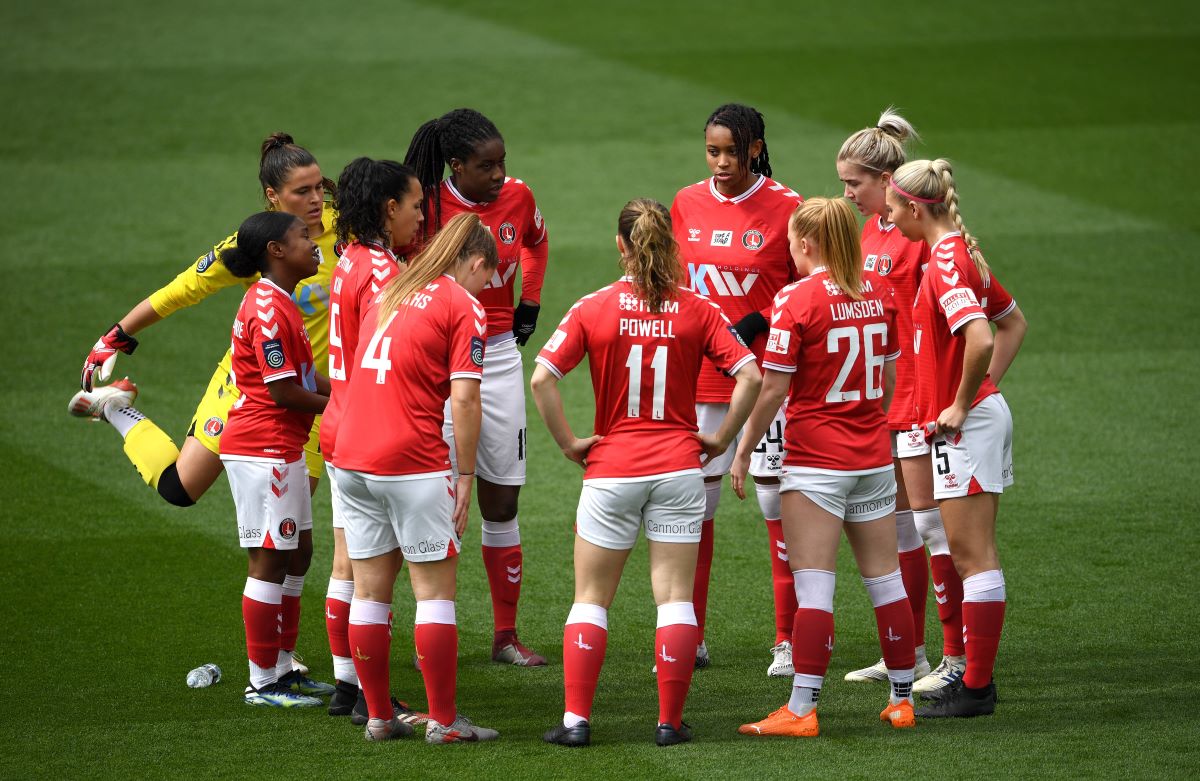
[{"xmin": 889, "ymin": 179, "xmax": 943, "ymax": 204}]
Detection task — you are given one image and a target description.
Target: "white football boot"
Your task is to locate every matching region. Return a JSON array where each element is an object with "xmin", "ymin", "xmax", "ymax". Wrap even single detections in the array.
[
  {"xmin": 767, "ymin": 641, "xmax": 793, "ymax": 677},
  {"xmin": 68, "ymin": 378, "xmax": 138, "ymax": 420}
]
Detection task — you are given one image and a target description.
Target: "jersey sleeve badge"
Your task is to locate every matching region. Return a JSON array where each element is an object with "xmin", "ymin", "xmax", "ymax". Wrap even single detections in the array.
[{"xmin": 262, "ymin": 338, "xmax": 286, "ymax": 369}]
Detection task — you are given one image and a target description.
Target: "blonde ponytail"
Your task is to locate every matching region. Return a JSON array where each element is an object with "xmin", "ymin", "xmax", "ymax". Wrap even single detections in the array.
[
  {"xmin": 376, "ymin": 212, "xmax": 498, "ymax": 326},
  {"xmin": 837, "ymin": 106, "xmax": 920, "ymax": 174},
  {"xmin": 617, "ymin": 198, "xmax": 682, "ymax": 313},
  {"xmin": 890, "ymin": 158, "xmax": 990, "ymax": 284},
  {"xmin": 789, "ymin": 197, "xmax": 863, "ymax": 300}
]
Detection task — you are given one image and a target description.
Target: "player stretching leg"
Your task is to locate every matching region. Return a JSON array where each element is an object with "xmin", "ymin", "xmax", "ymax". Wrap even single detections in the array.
[
  {"xmin": 404, "ymin": 109, "xmax": 549, "ymax": 666},
  {"xmin": 670, "ymin": 104, "xmax": 802, "ymax": 673},
  {"xmin": 886, "ymin": 160, "xmax": 1027, "ymax": 717}
]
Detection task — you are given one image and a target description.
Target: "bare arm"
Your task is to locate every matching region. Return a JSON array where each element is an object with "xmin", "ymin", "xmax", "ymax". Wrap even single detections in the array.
[
  {"xmin": 988, "ymin": 304, "xmax": 1027, "ymax": 385},
  {"xmin": 698, "ymin": 361, "xmax": 762, "ymax": 460},
  {"xmin": 529, "ymin": 364, "xmax": 600, "ymax": 467},
  {"xmin": 117, "ymin": 299, "xmax": 164, "ymax": 336},
  {"xmin": 449, "ymin": 377, "xmax": 482, "ymax": 536},
  {"xmin": 730, "ymin": 368, "xmax": 788, "ymax": 500},
  {"xmin": 267, "ymin": 379, "xmax": 328, "ymax": 414},
  {"xmin": 881, "ymin": 359, "xmax": 897, "ymax": 413}
]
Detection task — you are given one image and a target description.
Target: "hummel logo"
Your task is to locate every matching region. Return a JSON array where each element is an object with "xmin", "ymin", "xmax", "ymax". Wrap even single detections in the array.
[
  {"xmin": 937, "ymin": 260, "xmax": 955, "ymax": 272},
  {"xmin": 659, "ymin": 645, "xmax": 677, "ymax": 663},
  {"xmin": 936, "ymin": 249, "xmax": 954, "ymax": 259},
  {"xmin": 825, "ymin": 636, "xmax": 834, "ymax": 652},
  {"xmin": 574, "ymin": 633, "xmax": 593, "ymax": 651},
  {"xmin": 886, "ymin": 626, "xmax": 903, "ymax": 642},
  {"xmin": 941, "ymin": 272, "xmax": 960, "ymax": 286},
  {"xmin": 934, "ymin": 581, "xmax": 948, "ymax": 605},
  {"xmin": 257, "ymin": 307, "xmax": 276, "ymax": 322},
  {"xmin": 325, "ymin": 606, "xmax": 338, "ymax": 620},
  {"xmin": 255, "ymin": 296, "xmax": 272, "ymax": 307},
  {"xmin": 354, "ymin": 646, "xmax": 370, "ymax": 661}
]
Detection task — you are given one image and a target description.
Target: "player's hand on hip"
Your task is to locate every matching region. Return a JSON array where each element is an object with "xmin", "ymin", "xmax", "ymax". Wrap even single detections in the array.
[
  {"xmin": 82, "ymin": 323, "xmax": 139, "ymax": 391},
  {"xmin": 563, "ymin": 435, "xmax": 601, "ymax": 468},
  {"xmin": 935, "ymin": 403, "xmax": 969, "ymax": 437}
]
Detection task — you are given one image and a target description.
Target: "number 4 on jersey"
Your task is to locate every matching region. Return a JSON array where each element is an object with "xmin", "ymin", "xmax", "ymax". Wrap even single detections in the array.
[
  {"xmin": 625, "ymin": 344, "xmax": 668, "ymax": 420},
  {"xmin": 361, "ymin": 312, "xmax": 397, "ymax": 384}
]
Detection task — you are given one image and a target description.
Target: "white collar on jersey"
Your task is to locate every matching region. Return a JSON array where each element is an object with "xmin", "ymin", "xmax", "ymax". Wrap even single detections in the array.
[
  {"xmin": 256, "ymin": 277, "xmax": 290, "ymax": 296},
  {"xmin": 932, "ymin": 230, "xmax": 962, "ymax": 248},
  {"xmin": 808, "ymin": 265, "xmax": 827, "ymax": 276},
  {"xmin": 876, "ymin": 215, "xmax": 897, "ymax": 233},
  {"xmin": 444, "ymin": 178, "xmax": 478, "ymax": 208},
  {"xmin": 708, "ymin": 174, "xmax": 765, "ymax": 204}
]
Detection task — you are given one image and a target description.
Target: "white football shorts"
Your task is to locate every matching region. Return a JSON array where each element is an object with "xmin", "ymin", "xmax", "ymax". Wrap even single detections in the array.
[
  {"xmin": 931, "ymin": 393, "xmax": 1014, "ymax": 500},
  {"xmin": 333, "ymin": 468, "xmax": 460, "ymax": 562},
  {"xmin": 696, "ymin": 401, "xmax": 785, "ymax": 478},
  {"xmin": 444, "ymin": 334, "xmax": 526, "ymax": 486},
  {"xmin": 892, "ymin": 427, "xmax": 932, "ymax": 459},
  {"xmin": 222, "ymin": 456, "xmax": 313, "ymax": 549},
  {"xmin": 576, "ymin": 471, "xmax": 706, "ymax": 550},
  {"xmin": 781, "ymin": 465, "xmax": 897, "ymax": 523},
  {"xmin": 326, "ymin": 463, "xmax": 345, "ymax": 530}
]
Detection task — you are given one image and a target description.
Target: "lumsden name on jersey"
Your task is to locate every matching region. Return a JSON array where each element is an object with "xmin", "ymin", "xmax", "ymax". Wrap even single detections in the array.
[{"xmin": 830, "ymin": 298, "xmax": 887, "ymax": 322}]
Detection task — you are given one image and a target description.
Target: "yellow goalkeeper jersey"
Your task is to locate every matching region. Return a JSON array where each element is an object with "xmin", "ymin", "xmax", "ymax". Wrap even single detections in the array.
[{"xmin": 147, "ymin": 204, "xmax": 338, "ymax": 378}]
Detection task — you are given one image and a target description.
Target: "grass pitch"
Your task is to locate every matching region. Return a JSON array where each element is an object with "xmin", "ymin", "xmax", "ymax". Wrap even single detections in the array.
[{"xmin": 2, "ymin": 1, "xmax": 1198, "ymax": 778}]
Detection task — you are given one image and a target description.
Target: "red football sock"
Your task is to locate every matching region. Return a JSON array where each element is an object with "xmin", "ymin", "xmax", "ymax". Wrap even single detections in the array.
[
  {"xmin": 873, "ymin": 598, "xmax": 917, "ymax": 672},
  {"xmin": 415, "ymin": 621, "xmax": 459, "ymax": 726},
  {"xmin": 766, "ymin": 519, "xmax": 796, "ymax": 644},
  {"xmin": 280, "ymin": 594, "xmax": 301, "ymax": 654},
  {"xmin": 325, "ymin": 596, "xmax": 351, "ymax": 659},
  {"xmin": 692, "ymin": 519, "xmax": 714, "ymax": 642},
  {"xmin": 482, "ymin": 543, "xmax": 522, "ymax": 635},
  {"xmin": 791, "ymin": 607, "xmax": 834, "ymax": 678},
  {"xmin": 243, "ymin": 595, "xmax": 281, "ymax": 674},
  {"xmin": 655, "ymin": 617, "xmax": 698, "ymax": 728},
  {"xmin": 348, "ymin": 599, "xmax": 392, "ymax": 720},
  {"xmin": 563, "ymin": 619, "xmax": 608, "ymax": 721},
  {"xmin": 898, "ymin": 547, "xmax": 929, "ymax": 648},
  {"xmin": 962, "ymin": 600, "xmax": 1006, "ymax": 689},
  {"xmin": 930, "ymin": 554, "xmax": 964, "ymax": 656}
]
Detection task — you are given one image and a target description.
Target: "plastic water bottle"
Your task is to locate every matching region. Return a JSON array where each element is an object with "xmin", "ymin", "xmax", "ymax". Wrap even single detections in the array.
[{"xmin": 186, "ymin": 663, "xmax": 222, "ymax": 688}]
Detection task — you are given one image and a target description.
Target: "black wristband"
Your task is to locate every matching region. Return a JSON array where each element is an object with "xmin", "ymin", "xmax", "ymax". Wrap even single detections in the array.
[{"xmin": 732, "ymin": 311, "xmax": 769, "ymax": 345}]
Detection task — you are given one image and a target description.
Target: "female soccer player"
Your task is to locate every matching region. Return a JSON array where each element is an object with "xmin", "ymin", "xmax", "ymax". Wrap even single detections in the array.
[
  {"xmin": 333, "ymin": 213, "xmax": 501, "ymax": 743},
  {"xmin": 220, "ymin": 211, "xmax": 329, "ymax": 706},
  {"xmin": 670, "ymin": 103, "xmax": 803, "ymax": 674},
  {"xmin": 531, "ymin": 199, "xmax": 761, "ymax": 747},
  {"xmin": 732, "ymin": 197, "xmax": 916, "ymax": 737},
  {"xmin": 403, "ymin": 108, "xmax": 549, "ymax": 666},
  {"xmin": 884, "ymin": 159, "xmax": 1026, "ymax": 718},
  {"xmin": 321, "ymin": 157, "xmax": 426, "ymax": 723},
  {"xmin": 836, "ymin": 110, "xmax": 940, "ymax": 690},
  {"xmin": 70, "ymin": 133, "xmax": 338, "ymax": 690}
]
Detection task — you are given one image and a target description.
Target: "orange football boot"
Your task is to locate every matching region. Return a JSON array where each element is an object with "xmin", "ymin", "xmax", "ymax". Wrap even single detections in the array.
[
  {"xmin": 879, "ymin": 699, "xmax": 916, "ymax": 729},
  {"xmin": 738, "ymin": 705, "xmax": 819, "ymax": 737}
]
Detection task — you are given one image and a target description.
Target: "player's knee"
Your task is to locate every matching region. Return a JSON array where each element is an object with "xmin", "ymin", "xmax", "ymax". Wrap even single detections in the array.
[
  {"xmin": 480, "ymin": 494, "xmax": 518, "ymax": 523},
  {"xmin": 156, "ymin": 464, "xmax": 196, "ymax": 507}
]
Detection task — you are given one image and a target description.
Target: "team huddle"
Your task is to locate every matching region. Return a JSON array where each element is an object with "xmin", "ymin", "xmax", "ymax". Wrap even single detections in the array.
[{"xmin": 68, "ymin": 104, "xmax": 1027, "ymax": 746}]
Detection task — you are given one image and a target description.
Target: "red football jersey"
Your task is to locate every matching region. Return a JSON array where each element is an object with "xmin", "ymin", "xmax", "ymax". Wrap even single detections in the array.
[
  {"xmin": 671, "ymin": 175, "xmax": 802, "ymax": 403},
  {"xmin": 762, "ymin": 268, "xmax": 899, "ymax": 472},
  {"xmin": 332, "ymin": 275, "xmax": 486, "ymax": 476},
  {"xmin": 911, "ymin": 232, "xmax": 1016, "ymax": 426},
  {"xmin": 221, "ymin": 279, "xmax": 317, "ymax": 461},
  {"xmin": 861, "ymin": 216, "xmax": 929, "ymax": 430},
  {"xmin": 535, "ymin": 277, "xmax": 755, "ymax": 480},
  {"xmin": 320, "ymin": 241, "xmax": 402, "ymax": 462},
  {"xmin": 437, "ymin": 177, "xmax": 547, "ymax": 337}
]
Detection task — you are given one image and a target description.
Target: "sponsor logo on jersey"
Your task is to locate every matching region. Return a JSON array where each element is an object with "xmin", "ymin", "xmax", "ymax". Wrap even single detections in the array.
[
  {"xmin": 238, "ymin": 526, "xmax": 263, "ymax": 541},
  {"xmin": 278, "ymin": 518, "xmax": 297, "ymax": 540},
  {"xmin": 197, "ymin": 251, "xmax": 217, "ymax": 273},
  {"xmin": 688, "ymin": 227, "xmax": 702, "ymax": 243},
  {"xmin": 545, "ymin": 329, "xmax": 567, "ymax": 353},
  {"xmin": 498, "ymin": 222, "xmax": 517, "ymax": 245},
  {"xmin": 203, "ymin": 416, "xmax": 224, "ymax": 437},
  {"xmin": 822, "ymin": 279, "xmax": 843, "ymax": 297},
  {"xmin": 688, "ymin": 264, "xmax": 759, "ymax": 297},
  {"xmin": 939, "ymin": 287, "xmax": 980, "ymax": 320},
  {"xmin": 710, "ymin": 230, "xmax": 733, "ymax": 247},
  {"xmin": 533, "ymin": 207, "xmax": 543, "ymax": 230},
  {"xmin": 470, "ymin": 336, "xmax": 485, "ymax": 367},
  {"xmin": 741, "ymin": 229, "xmax": 764, "ymax": 250},
  {"xmin": 262, "ymin": 339, "xmax": 285, "ymax": 369},
  {"xmin": 484, "ymin": 263, "xmax": 518, "ymax": 290},
  {"xmin": 766, "ymin": 327, "xmax": 790, "ymax": 354},
  {"xmin": 864, "ymin": 254, "xmax": 878, "ymax": 271}
]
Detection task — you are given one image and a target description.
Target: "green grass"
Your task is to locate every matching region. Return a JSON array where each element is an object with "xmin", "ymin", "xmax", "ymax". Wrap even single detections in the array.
[{"xmin": 2, "ymin": 1, "xmax": 1199, "ymax": 778}]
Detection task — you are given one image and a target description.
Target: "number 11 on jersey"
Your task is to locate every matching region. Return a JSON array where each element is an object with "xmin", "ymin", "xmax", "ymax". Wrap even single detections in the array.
[{"xmin": 625, "ymin": 344, "xmax": 668, "ymax": 420}]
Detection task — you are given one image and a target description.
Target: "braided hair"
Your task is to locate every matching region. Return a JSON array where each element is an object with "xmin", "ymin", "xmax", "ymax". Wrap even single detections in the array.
[
  {"xmin": 705, "ymin": 103, "xmax": 772, "ymax": 179},
  {"xmin": 891, "ymin": 159, "xmax": 990, "ymax": 284},
  {"xmin": 403, "ymin": 109, "xmax": 503, "ymax": 240}
]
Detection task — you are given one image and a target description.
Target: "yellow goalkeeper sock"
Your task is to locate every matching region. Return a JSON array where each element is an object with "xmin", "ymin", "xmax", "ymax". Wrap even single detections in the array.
[{"xmin": 122, "ymin": 419, "xmax": 181, "ymax": 488}]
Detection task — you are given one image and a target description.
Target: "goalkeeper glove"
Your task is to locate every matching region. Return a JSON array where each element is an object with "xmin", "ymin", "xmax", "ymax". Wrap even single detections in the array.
[
  {"xmin": 81, "ymin": 323, "xmax": 139, "ymax": 391},
  {"xmin": 513, "ymin": 302, "xmax": 540, "ymax": 346},
  {"xmin": 732, "ymin": 311, "xmax": 769, "ymax": 346}
]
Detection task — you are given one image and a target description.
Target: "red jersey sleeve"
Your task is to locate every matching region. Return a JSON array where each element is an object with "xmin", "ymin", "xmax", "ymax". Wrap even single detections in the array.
[
  {"xmin": 983, "ymin": 271, "xmax": 1016, "ymax": 321},
  {"xmin": 535, "ymin": 297, "xmax": 589, "ymax": 379},
  {"xmin": 762, "ymin": 282, "xmax": 804, "ymax": 373},
  {"xmin": 518, "ymin": 200, "xmax": 548, "ymax": 303},
  {"xmin": 929, "ymin": 250, "xmax": 987, "ymax": 334},
  {"xmin": 698, "ymin": 295, "xmax": 756, "ymax": 376},
  {"xmin": 450, "ymin": 290, "xmax": 487, "ymax": 381},
  {"xmin": 251, "ymin": 294, "xmax": 300, "ymax": 384}
]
